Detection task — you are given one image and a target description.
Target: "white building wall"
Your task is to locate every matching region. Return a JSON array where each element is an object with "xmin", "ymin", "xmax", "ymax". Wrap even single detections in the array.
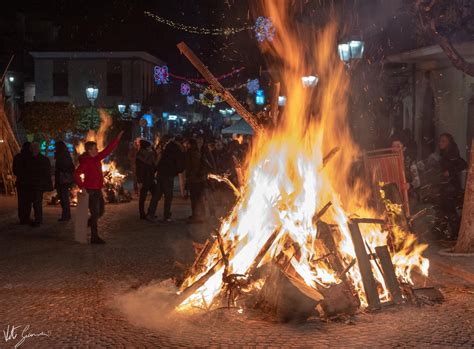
[{"xmin": 413, "ymin": 65, "xmax": 474, "ymax": 159}]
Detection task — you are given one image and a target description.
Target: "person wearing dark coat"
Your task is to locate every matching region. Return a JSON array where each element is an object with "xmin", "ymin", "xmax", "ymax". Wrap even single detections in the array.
[
  {"xmin": 148, "ymin": 135, "xmax": 185, "ymax": 222},
  {"xmin": 54, "ymin": 141, "xmax": 75, "ymax": 221},
  {"xmin": 433, "ymin": 133, "xmax": 467, "ymax": 239},
  {"xmin": 135, "ymin": 140, "xmax": 158, "ymax": 219},
  {"xmin": 25, "ymin": 142, "xmax": 53, "ymax": 227},
  {"xmin": 13, "ymin": 142, "xmax": 32, "ymax": 224},
  {"xmin": 185, "ymin": 138, "xmax": 206, "ymax": 223}
]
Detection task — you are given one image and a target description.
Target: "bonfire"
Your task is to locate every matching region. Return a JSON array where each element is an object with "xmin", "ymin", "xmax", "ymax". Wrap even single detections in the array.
[{"xmin": 170, "ymin": 1, "xmax": 433, "ymax": 322}]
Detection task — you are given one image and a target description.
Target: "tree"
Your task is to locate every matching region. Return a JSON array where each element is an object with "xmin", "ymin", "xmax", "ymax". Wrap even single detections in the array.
[
  {"xmin": 454, "ymin": 140, "xmax": 474, "ymax": 253},
  {"xmin": 23, "ymin": 102, "xmax": 79, "ymax": 138},
  {"xmin": 415, "ymin": 0, "xmax": 474, "ymax": 77}
]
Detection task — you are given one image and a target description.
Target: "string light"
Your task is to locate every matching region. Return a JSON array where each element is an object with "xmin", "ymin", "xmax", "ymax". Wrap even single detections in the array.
[
  {"xmin": 180, "ymin": 83, "xmax": 191, "ymax": 96},
  {"xmin": 145, "ymin": 11, "xmax": 252, "ymax": 36},
  {"xmin": 169, "ymin": 67, "xmax": 245, "ymax": 83},
  {"xmin": 154, "ymin": 65, "xmax": 169, "ymax": 85},
  {"xmin": 187, "ymin": 80, "xmax": 247, "ymax": 92},
  {"xmin": 255, "ymin": 16, "xmax": 275, "ymax": 42}
]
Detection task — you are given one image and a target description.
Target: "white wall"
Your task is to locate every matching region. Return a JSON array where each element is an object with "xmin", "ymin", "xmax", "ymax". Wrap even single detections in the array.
[
  {"xmin": 413, "ymin": 64, "xmax": 474, "ymax": 159},
  {"xmin": 33, "ymin": 58, "xmax": 153, "ymax": 108}
]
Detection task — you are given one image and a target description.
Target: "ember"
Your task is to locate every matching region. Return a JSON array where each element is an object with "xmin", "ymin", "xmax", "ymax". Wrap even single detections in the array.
[{"xmin": 174, "ymin": 1, "xmax": 430, "ymax": 321}]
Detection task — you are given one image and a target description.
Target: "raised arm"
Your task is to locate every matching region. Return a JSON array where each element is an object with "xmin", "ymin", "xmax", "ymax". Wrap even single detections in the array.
[{"xmin": 98, "ymin": 131, "xmax": 124, "ymax": 161}]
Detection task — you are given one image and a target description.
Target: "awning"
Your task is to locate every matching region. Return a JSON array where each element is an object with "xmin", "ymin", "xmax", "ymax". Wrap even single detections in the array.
[
  {"xmin": 221, "ymin": 118, "xmax": 254, "ymax": 135},
  {"xmin": 386, "ymin": 41, "xmax": 474, "ymax": 64}
]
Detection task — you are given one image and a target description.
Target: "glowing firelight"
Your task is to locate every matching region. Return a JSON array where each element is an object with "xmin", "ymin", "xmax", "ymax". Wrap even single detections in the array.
[
  {"xmin": 75, "ymin": 110, "xmax": 125, "ymax": 187},
  {"xmin": 176, "ymin": 1, "xmax": 429, "ymax": 312}
]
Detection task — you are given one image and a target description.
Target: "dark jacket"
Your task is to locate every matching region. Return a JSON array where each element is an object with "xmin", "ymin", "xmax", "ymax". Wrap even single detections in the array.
[
  {"xmin": 185, "ymin": 148, "xmax": 205, "ymax": 184},
  {"xmin": 13, "ymin": 149, "xmax": 31, "ymax": 188},
  {"xmin": 55, "ymin": 151, "xmax": 75, "ymax": 188},
  {"xmin": 439, "ymin": 147, "xmax": 467, "ymax": 193},
  {"xmin": 25, "ymin": 154, "xmax": 53, "ymax": 192},
  {"xmin": 157, "ymin": 141, "xmax": 185, "ymax": 178},
  {"xmin": 136, "ymin": 148, "xmax": 156, "ymax": 187},
  {"xmin": 201, "ymin": 147, "xmax": 217, "ymax": 175},
  {"xmin": 74, "ymin": 135, "xmax": 120, "ymax": 190}
]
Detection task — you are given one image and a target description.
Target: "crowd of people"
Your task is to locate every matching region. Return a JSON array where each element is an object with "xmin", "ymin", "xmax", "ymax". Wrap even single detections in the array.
[
  {"xmin": 130, "ymin": 131, "xmax": 249, "ymax": 224},
  {"xmin": 11, "ymin": 123, "xmax": 468, "ymax": 244}
]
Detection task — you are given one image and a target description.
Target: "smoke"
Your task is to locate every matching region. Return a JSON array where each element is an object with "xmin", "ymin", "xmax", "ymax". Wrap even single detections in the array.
[{"xmin": 112, "ymin": 279, "xmax": 184, "ymax": 330}]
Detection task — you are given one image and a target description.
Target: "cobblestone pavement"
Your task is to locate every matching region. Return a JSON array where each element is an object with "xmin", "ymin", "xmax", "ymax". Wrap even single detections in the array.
[{"xmin": 0, "ymin": 195, "xmax": 473, "ymax": 348}]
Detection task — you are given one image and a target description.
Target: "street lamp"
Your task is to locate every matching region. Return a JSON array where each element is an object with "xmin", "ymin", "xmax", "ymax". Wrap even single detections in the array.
[
  {"xmin": 130, "ymin": 103, "xmax": 141, "ymax": 115},
  {"xmin": 85, "ymin": 82, "xmax": 99, "ymax": 105},
  {"xmin": 301, "ymin": 75, "xmax": 319, "ymax": 87},
  {"xmin": 85, "ymin": 82, "xmax": 99, "ymax": 129},
  {"xmin": 117, "ymin": 103, "xmax": 126, "ymax": 114},
  {"xmin": 338, "ymin": 40, "xmax": 365, "ymax": 64}
]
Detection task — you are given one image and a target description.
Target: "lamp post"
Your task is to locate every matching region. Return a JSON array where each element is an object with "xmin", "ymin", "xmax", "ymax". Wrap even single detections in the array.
[{"xmin": 85, "ymin": 82, "xmax": 99, "ymax": 129}]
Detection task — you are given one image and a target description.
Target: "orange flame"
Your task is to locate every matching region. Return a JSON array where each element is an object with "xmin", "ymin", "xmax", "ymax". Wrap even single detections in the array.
[{"xmin": 177, "ymin": 1, "xmax": 428, "ymax": 311}]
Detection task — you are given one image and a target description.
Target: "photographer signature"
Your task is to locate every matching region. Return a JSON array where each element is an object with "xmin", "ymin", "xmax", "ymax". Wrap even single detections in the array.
[{"xmin": 3, "ymin": 324, "xmax": 51, "ymax": 348}]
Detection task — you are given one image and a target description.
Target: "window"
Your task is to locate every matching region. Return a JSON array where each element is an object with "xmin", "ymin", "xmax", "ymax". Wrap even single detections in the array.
[
  {"xmin": 107, "ymin": 61, "xmax": 122, "ymax": 96},
  {"xmin": 53, "ymin": 60, "xmax": 68, "ymax": 96}
]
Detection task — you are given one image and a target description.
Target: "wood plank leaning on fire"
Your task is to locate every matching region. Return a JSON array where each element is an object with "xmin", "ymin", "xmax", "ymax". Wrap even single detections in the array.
[{"xmin": 177, "ymin": 42, "xmax": 264, "ymax": 135}]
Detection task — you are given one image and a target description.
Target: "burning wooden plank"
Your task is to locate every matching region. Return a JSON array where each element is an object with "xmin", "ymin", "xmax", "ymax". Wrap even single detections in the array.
[
  {"xmin": 375, "ymin": 245, "xmax": 404, "ymax": 304},
  {"xmin": 348, "ymin": 221, "xmax": 381, "ymax": 310},
  {"xmin": 177, "ymin": 42, "xmax": 264, "ymax": 135},
  {"xmin": 255, "ymin": 264, "xmax": 320, "ymax": 323}
]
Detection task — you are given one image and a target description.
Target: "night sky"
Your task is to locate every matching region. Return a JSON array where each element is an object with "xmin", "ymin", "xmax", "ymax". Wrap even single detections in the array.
[{"xmin": 4, "ymin": 0, "xmax": 264, "ymax": 79}]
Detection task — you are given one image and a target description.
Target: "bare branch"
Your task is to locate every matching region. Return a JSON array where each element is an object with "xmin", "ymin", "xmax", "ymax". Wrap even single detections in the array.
[{"xmin": 416, "ymin": 0, "xmax": 474, "ymax": 77}]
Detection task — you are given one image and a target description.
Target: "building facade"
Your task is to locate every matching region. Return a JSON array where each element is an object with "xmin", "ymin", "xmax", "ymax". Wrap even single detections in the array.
[
  {"xmin": 387, "ymin": 42, "xmax": 474, "ymax": 160},
  {"xmin": 30, "ymin": 51, "xmax": 165, "ymax": 109}
]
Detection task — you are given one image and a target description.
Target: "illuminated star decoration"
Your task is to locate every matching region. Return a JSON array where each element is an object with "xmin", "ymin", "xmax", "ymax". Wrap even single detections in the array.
[
  {"xmin": 180, "ymin": 83, "xmax": 191, "ymax": 95},
  {"xmin": 186, "ymin": 95, "xmax": 195, "ymax": 105},
  {"xmin": 246, "ymin": 79, "xmax": 260, "ymax": 94},
  {"xmin": 154, "ymin": 65, "xmax": 169, "ymax": 85},
  {"xmin": 255, "ymin": 16, "xmax": 275, "ymax": 42}
]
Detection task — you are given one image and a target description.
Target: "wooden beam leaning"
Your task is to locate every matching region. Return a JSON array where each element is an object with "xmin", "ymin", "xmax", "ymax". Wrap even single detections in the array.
[
  {"xmin": 348, "ymin": 221, "xmax": 381, "ymax": 310},
  {"xmin": 177, "ymin": 42, "xmax": 264, "ymax": 135},
  {"xmin": 375, "ymin": 245, "xmax": 404, "ymax": 304},
  {"xmin": 270, "ymin": 82, "xmax": 280, "ymax": 126}
]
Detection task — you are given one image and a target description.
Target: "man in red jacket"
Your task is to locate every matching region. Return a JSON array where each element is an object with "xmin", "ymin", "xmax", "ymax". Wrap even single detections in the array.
[{"xmin": 75, "ymin": 131, "xmax": 124, "ymax": 244}]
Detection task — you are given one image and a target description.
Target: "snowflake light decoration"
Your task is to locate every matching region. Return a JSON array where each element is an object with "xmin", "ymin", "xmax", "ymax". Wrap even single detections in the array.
[
  {"xmin": 186, "ymin": 95, "xmax": 195, "ymax": 105},
  {"xmin": 154, "ymin": 65, "xmax": 169, "ymax": 85},
  {"xmin": 246, "ymin": 79, "xmax": 260, "ymax": 94},
  {"xmin": 255, "ymin": 16, "xmax": 275, "ymax": 42},
  {"xmin": 180, "ymin": 83, "xmax": 191, "ymax": 95}
]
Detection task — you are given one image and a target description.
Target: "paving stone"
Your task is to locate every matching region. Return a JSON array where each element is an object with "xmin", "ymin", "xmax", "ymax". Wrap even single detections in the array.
[{"xmin": 0, "ymin": 198, "xmax": 473, "ymax": 347}]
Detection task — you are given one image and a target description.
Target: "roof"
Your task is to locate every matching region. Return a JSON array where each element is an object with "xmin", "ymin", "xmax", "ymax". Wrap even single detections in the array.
[
  {"xmin": 221, "ymin": 118, "xmax": 254, "ymax": 135},
  {"xmin": 29, "ymin": 51, "xmax": 165, "ymax": 65},
  {"xmin": 386, "ymin": 42, "xmax": 474, "ymax": 64}
]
